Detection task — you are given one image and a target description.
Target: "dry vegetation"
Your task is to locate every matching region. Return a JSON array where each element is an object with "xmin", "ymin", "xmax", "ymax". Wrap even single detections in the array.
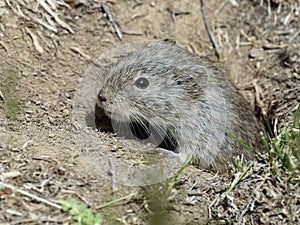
[{"xmin": 0, "ymin": 0, "xmax": 299, "ymax": 224}]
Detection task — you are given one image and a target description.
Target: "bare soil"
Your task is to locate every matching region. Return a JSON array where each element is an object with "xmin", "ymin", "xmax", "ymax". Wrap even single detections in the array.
[{"xmin": 0, "ymin": 0, "xmax": 299, "ymax": 224}]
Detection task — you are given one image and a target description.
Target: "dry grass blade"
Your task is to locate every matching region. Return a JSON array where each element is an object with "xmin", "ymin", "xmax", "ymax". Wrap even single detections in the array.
[
  {"xmin": 101, "ymin": 1, "xmax": 123, "ymax": 40},
  {"xmin": 200, "ymin": 0, "xmax": 221, "ymax": 58},
  {"xmin": 289, "ymin": 26, "xmax": 300, "ymax": 43},
  {"xmin": 34, "ymin": 17, "xmax": 58, "ymax": 33},
  {"xmin": 96, "ymin": 192, "xmax": 138, "ymax": 209},
  {"xmin": 25, "ymin": 27, "xmax": 44, "ymax": 54},
  {"xmin": 0, "ymin": 89, "xmax": 4, "ymax": 101},
  {"xmin": 38, "ymin": 0, "xmax": 74, "ymax": 33},
  {"xmin": 0, "ymin": 181, "xmax": 62, "ymax": 209}
]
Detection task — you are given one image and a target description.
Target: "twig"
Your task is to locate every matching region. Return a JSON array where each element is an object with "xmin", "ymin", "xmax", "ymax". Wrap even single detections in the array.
[
  {"xmin": 96, "ymin": 192, "xmax": 138, "ymax": 209},
  {"xmin": 173, "ymin": 11, "xmax": 191, "ymax": 17},
  {"xmin": 34, "ymin": 17, "xmax": 58, "ymax": 33},
  {"xmin": 200, "ymin": 0, "xmax": 221, "ymax": 58},
  {"xmin": 0, "ymin": 181, "xmax": 62, "ymax": 209},
  {"xmin": 237, "ymin": 197, "xmax": 255, "ymax": 224},
  {"xmin": 38, "ymin": 0, "xmax": 74, "ymax": 33},
  {"xmin": 289, "ymin": 27, "xmax": 300, "ymax": 43},
  {"xmin": 101, "ymin": 1, "xmax": 123, "ymax": 41},
  {"xmin": 16, "ymin": 2, "xmax": 30, "ymax": 20},
  {"xmin": 70, "ymin": 46, "xmax": 92, "ymax": 62},
  {"xmin": 122, "ymin": 29, "xmax": 143, "ymax": 36},
  {"xmin": 108, "ymin": 158, "xmax": 117, "ymax": 191},
  {"xmin": 0, "ymin": 89, "xmax": 4, "ymax": 102},
  {"xmin": 25, "ymin": 28, "xmax": 44, "ymax": 54},
  {"xmin": 4, "ymin": 0, "xmax": 11, "ymax": 7},
  {"xmin": 214, "ymin": 0, "xmax": 228, "ymax": 16},
  {"xmin": 267, "ymin": 0, "xmax": 271, "ymax": 18}
]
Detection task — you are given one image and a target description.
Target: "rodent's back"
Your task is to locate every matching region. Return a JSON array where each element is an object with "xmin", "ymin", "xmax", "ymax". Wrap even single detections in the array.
[{"xmin": 97, "ymin": 40, "xmax": 264, "ymax": 172}]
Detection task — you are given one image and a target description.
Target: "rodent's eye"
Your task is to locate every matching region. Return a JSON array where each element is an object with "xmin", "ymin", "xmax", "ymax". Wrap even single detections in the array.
[{"xmin": 134, "ymin": 77, "xmax": 149, "ymax": 89}]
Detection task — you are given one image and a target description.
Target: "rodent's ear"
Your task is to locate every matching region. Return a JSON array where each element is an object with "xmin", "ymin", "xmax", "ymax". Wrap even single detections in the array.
[{"xmin": 162, "ymin": 38, "xmax": 176, "ymax": 44}]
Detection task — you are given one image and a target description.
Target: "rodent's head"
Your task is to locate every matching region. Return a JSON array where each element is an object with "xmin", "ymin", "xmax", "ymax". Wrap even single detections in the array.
[
  {"xmin": 98, "ymin": 60, "xmax": 203, "ymax": 127},
  {"xmin": 97, "ymin": 41, "xmax": 208, "ymax": 149}
]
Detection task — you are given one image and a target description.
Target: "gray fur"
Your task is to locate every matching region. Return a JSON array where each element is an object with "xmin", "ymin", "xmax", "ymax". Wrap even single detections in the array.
[{"xmin": 97, "ymin": 40, "xmax": 264, "ymax": 173}]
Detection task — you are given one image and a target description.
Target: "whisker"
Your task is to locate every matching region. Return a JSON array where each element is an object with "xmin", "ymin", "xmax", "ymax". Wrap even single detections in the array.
[
  {"xmin": 128, "ymin": 104, "xmax": 179, "ymax": 152},
  {"xmin": 150, "ymin": 120, "xmax": 179, "ymax": 151},
  {"xmin": 130, "ymin": 110, "xmax": 150, "ymax": 139},
  {"xmin": 149, "ymin": 120, "xmax": 167, "ymax": 141}
]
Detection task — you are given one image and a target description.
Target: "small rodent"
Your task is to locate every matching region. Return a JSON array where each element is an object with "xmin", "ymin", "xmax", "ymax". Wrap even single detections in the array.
[{"xmin": 96, "ymin": 40, "xmax": 264, "ymax": 173}]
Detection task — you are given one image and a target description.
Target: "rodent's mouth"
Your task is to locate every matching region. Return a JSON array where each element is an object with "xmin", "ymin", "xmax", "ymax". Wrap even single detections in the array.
[{"xmin": 96, "ymin": 102, "xmax": 179, "ymax": 154}]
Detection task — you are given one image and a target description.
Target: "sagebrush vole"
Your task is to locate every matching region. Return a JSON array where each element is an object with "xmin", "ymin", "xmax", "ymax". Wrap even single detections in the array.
[{"xmin": 96, "ymin": 40, "xmax": 264, "ymax": 173}]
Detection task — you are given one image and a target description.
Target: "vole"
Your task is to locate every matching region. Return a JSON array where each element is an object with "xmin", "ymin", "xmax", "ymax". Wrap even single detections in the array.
[{"xmin": 96, "ymin": 40, "xmax": 264, "ymax": 173}]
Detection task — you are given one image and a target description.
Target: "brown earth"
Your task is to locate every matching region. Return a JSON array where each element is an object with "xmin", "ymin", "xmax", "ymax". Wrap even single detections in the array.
[{"xmin": 0, "ymin": 0, "xmax": 299, "ymax": 224}]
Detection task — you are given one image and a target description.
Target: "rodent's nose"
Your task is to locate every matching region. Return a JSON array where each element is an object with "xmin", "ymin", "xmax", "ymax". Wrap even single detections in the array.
[{"xmin": 98, "ymin": 95, "xmax": 107, "ymax": 102}]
